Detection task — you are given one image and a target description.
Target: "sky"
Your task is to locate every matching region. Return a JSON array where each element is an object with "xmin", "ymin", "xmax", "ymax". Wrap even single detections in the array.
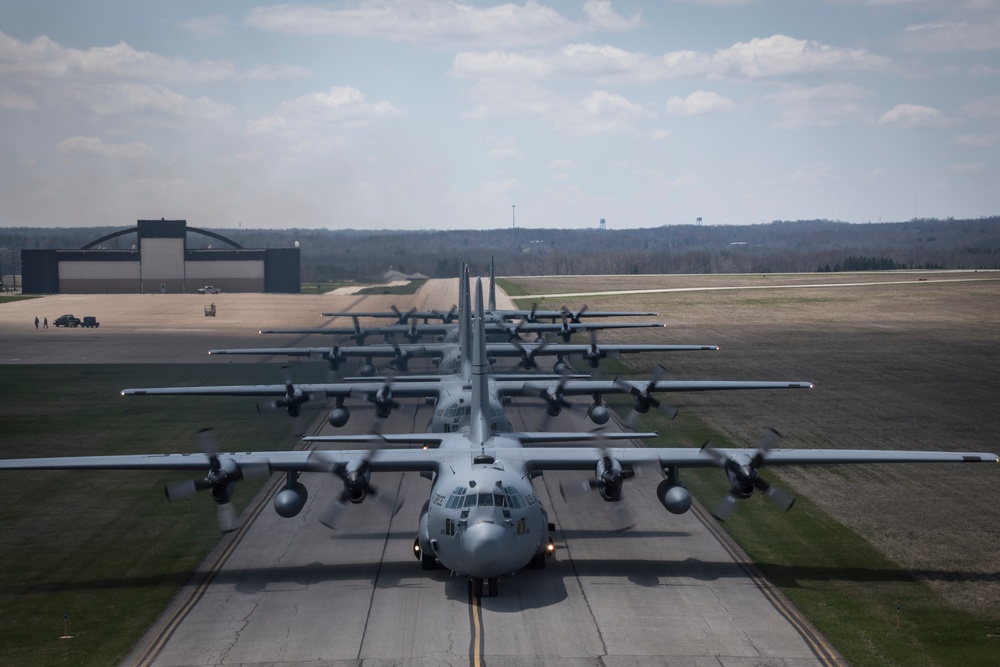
[{"xmin": 1, "ymin": 1, "xmax": 998, "ymax": 231}]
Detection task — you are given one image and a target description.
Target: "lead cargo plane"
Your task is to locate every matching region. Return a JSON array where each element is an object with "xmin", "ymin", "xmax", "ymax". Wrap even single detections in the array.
[{"xmin": 1, "ymin": 278, "xmax": 996, "ymax": 598}]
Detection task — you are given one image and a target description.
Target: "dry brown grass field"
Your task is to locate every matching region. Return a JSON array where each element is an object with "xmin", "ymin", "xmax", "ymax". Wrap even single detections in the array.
[{"xmin": 508, "ymin": 271, "xmax": 1000, "ymax": 617}]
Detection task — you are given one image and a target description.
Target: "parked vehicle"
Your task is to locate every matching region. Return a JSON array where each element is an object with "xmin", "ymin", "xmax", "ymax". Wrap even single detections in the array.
[
  {"xmin": 54, "ymin": 314, "xmax": 81, "ymax": 328},
  {"xmin": 198, "ymin": 286, "xmax": 222, "ymax": 294},
  {"xmin": 81, "ymin": 316, "xmax": 100, "ymax": 328}
]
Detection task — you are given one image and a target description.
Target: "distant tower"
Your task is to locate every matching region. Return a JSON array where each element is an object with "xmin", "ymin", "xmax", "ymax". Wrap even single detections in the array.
[
  {"xmin": 696, "ymin": 217, "xmax": 702, "ymax": 226},
  {"xmin": 599, "ymin": 218, "xmax": 606, "ymax": 230}
]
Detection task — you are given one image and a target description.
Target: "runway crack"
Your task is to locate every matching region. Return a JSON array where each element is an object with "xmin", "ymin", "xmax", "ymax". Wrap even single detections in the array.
[{"xmin": 355, "ymin": 470, "xmax": 407, "ymax": 661}]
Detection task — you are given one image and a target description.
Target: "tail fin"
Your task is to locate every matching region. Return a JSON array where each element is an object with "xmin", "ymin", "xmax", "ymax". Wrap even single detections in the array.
[
  {"xmin": 469, "ymin": 277, "xmax": 492, "ymax": 446},
  {"xmin": 488, "ymin": 255, "xmax": 497, "ymax": 312},
  {"xmin": 458, "ymin": 264, "xmax": 472, "ymax": 382}
]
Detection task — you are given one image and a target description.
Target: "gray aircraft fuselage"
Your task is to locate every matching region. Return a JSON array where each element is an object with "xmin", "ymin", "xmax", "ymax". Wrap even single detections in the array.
[{"xmin": 418, "ymin": 435, "xmax": 550, "ymax": 579}]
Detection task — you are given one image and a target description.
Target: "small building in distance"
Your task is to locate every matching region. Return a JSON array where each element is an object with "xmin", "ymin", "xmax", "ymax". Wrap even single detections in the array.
[{"xmin": 21, "ymin": 219, "xmax": 300, "ymax": 294}]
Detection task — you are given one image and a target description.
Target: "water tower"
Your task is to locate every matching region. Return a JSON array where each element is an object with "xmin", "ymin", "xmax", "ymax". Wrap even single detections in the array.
[{"xmin": 599, "ymin": 218, "xmax": 606, "ymax": 230}]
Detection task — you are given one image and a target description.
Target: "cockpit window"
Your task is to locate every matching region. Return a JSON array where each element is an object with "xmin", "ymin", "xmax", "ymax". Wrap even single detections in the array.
[{"xmin": 445, "ymin": 487, "xmax": 468, "ymax": 509}]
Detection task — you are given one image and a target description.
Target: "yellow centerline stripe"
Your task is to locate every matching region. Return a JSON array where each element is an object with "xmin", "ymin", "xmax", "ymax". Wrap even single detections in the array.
[{"xmin": 468, "ymin": 584, "xmax": 484, "ymax": 667}]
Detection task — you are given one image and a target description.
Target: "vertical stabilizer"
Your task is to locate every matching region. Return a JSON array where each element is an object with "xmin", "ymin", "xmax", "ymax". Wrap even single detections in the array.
[
  {"xmin": 488, "ymin": 255, "xmax": 497, "ymax": 312},
  {"xmin": 459, "ymin": 264, "xmax": 472, "ymax": 382},
  {"xmin": 469, "ymin": 277, "xmax": 492, "ymax": 446}
]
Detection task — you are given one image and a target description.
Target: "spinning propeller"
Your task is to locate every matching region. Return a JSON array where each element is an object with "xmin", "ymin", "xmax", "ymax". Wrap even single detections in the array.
[
  {"xmin": 613, "ymin": 366, "xmax": 679, "ymax": 428},
  {"xmin": 700, "ymin": 428, "xmax": 796, "ymax": 521},
  {"xmin": 309, "ymin": 421, "xmax": 404, "ymax": 530},
  {"xmin": 164, "ymin": 428, "xmax": 270, "ymax": 532}
]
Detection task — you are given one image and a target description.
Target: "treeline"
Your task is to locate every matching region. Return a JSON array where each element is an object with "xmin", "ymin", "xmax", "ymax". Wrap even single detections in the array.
[
  {"xmin": 2, "ymin": 217, "xmax": 999, "ymax": 281},
  {"xmin": 818, "ymin": 256, "xmax": 945, "ymax": 272}
]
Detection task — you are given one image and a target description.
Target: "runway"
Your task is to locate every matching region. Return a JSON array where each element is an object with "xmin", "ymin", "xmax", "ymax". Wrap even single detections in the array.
[
  {"xmin": 1, "ymin": 280, "xmax": 841, "ymax": 666},
  {"xmin": 113, "ymin": 278, "xmax": 839, "ymax": 667}
]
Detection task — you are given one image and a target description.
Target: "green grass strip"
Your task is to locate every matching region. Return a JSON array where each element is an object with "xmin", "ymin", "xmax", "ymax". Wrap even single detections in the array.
[
  {"xmin": 612, "ymin": 399, "xmax": 1000, "ymax": 667},
  {"xmin": 0, "ymin": 363, "xmax": 313, "ymax": 667}
]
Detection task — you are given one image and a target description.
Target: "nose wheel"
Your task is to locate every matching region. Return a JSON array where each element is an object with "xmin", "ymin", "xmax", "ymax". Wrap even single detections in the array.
[{"xmin": 471, "ymin": 577, "xmax": 499, "ymax": 598}]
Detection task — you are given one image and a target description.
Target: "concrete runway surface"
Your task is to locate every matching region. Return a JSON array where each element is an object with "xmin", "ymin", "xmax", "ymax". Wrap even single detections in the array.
[{"xmin": 1, "ymin": 280, "xmax": 840, "ymax": 666}]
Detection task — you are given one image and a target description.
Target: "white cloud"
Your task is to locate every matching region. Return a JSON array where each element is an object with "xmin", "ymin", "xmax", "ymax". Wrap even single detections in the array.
[
  {"xmin": 714, "ymin": 34, "xmax": 892, "ymax": 78},
  {"xmin": 582, "ymin": 0, "xmax": 643, "ymax": 31},
  {"xmin": 57, "ymin": 136, "xmax": 152, "ymax": 159},
  {"xmin": 247, "ymin": 86, "xmax": 402, "ymax": 136},
  {"xmin": 483, "ymin": 177, "xmax": 523, "ymax": 194},
  {"xmin": 548, "ymin": 158, "xmax": 578, "ymax": 170},
  {"xmin": 947, "ymin": 162, "xmax": 987, "ymax": 172},
  {"xmin": 0, "ymin": 85, "xmax": 37, "ymax": 109},
  {"xmin": 878, "ymin": 103, "xmax": 951, "ymax": 128},
  {"xmin": 486, "ymin": 135, "xmax": 523, "ymax": 159},
  {"xmin": 961, "ymin": 95, "xmax": 1000, "ymax": 117},
  {"xmin": 179, "ymin": 15, "xmax": 228, "ymax": 38},
  {"xmin": 952, "ymin": 133, "xmax": 1000, "ymax": 147},
  {"xmin": 452, "ymin": 34, "xmax": 893, "ymax": 83},
  {"xmin": 763, "ymin": 83, "xmax": 874, "ymax": 129},
  {"xmin": 557, "ymin": 90, "xmax": 653, "ymax": 135},
  {"xmin": 0, "ymin": 30, "xmax": 302, "ymax": 83},
  {"xmin": 649, "ymin": 129, "xmax": 672, "ymax": 141},
  {"xmin": 899, "ymin": 21, "xmax": 1000, "ymax": 52},
  {"xmin": 80, "ymin": 83, "xmax": 233, "ymax": 119},
  {"xmin": 665, "ymin": 90, "xmax": 735, "ymax": 116},
  {"xmin": 247, "ymin": 0, "xmax": 582, "ymax": 48}
]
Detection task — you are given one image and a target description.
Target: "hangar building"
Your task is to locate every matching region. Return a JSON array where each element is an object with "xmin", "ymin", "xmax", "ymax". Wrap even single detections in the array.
[{"xmin": 21, "ymin": 220, "xmax": 299, "ymax": 294}]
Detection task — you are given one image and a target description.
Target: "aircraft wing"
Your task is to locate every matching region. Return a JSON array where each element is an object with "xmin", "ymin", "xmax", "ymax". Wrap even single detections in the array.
[
  {"xmin": 513, "ymin": 322, "xmax": 664, "ymax": 334},
  {"xmin": 485, "ymin": 343, "xmax": 718, "ymax": 357},
  {"xmin": 121, "ymin": 381, "xmax": 451, "ymax": 400},
  {"xmin": 498, "ymin": 446, "xmax": 999, "ymax": 471},
  {"xmin": 494, "ymin": 309, "xmax": 659, "ymax": 322},
  {"xmin": 0, "ymin": 449, "xmax": 445, "ymax": 474},
  {"xmin": 304, "ymin": 432, "xmax": 659, "ymax": 447},
  {"xmin": 499, "ymin": 379, "xmax": 814, "ymax": 396},
  {"xmin": 208, "ymin": 344, "xmax": 454, "ymax": 359}
]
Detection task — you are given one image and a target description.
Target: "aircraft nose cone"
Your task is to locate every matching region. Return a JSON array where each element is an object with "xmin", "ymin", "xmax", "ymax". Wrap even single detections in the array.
[{"xmin": 463, "ymin": 522, "xmax": 506, "ymax": 569}]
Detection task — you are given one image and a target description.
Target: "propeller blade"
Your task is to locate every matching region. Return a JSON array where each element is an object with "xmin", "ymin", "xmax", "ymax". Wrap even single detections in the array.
[
  {"xmin": 757, "ymin": 479, "xmax": 796, "ymax": 512},
  {"xmin": 713, "ymin": 493, "xmax": 740, "ymax": 522},
  {"xmin": 165, "ymin": 479, "xmax": 199, "ymax": 501},
  {"xmin": 318, "ymin": 497, "xmax": 348, "ymax": 530},
  {"xmin": 217, "ymin": 502, "xmax": 240, "ymax": 533}
]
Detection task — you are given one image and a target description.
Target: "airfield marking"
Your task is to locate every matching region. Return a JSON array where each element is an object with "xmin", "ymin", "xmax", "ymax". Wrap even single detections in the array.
[
  {"xmin": 519, "ymin": 276, "xmax": 1000, "ymax": 300},
  {"xmin": 691, "ymin": 501, "xmax": 846, "ymax": 667},
  {"xmin": 130, "ymin": 470, "xmax": 287, "ymax": 667},
  {"xmin": 128, "ymin": 429, "xmax": 324, "ymax": 667},
  {"xmin": 468, "ymin": 586, "xmax": 485, "ymax": 667}
]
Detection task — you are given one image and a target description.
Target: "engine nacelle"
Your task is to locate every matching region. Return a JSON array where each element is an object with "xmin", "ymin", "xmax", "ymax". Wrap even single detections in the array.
[
  {"xmin": 208, "ymin": 458, "xmax": 240, "ymax": 503},
  {"xmin": 656, "ymin": 480, "xmax": 692, "ymax": 515},
  {"xmin": 344, "ymin": 460, "xmax": 371, "ymax": 504},
  {"xmin": 725, "ymin": 464, "xmax": 757, "ymax": 499},
  {"xmin": 359, "ymin": 363, "xmax": 377, "ymax": 377},
  {"xmin": 553, "ymin": 360, "xmax": 572, "ymax": 375},
  {"xmin": 328, "ymin": 406, "xmax": 350, "ymax": 427},
  {"xmin": 274, "ymin": 482, "xmax": 308, "ymax": 518},
  {"xmin": 587, "ymin": 403, "xmax": 610, "ymax": 425},
  {"xmin": 595, "ymin": 456, "xmax": 624, "ymax": 502}
]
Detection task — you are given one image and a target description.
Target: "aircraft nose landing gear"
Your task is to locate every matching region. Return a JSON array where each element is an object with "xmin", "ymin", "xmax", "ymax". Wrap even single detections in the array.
[{"xmin": 471, "ymin": 577, "xmax": 499, "ymax": 598}]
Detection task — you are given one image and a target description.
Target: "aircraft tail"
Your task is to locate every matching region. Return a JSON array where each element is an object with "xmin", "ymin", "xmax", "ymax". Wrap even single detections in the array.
[
  {"xmin": 459, "ymin": 264, "xmax": 472, "ymax": 382},
  {"xmin": 469, "ymin": 277, "xmax": 492, "ymax": 446},
  {"xmin": 489, "ymin": 255, "xmax": 496, "ymax": 312}
]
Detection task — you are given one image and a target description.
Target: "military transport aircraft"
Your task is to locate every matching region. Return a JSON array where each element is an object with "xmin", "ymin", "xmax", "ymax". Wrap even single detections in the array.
[
  {"xmin": 2, "ymin": 278, "xmax": 996, "ymax": 598},
  {"xmin": 320, "ymin": 255, "xmax": 658, "ymax": 327},
  {"xmin": 205, "ymin": 337, "xmax": 719, "ymax": 376},
  {"xmin": 260, "ymin": 317, "xmax": 665, "ymax": 345},
  {"xmin": 122, "ymin": 269, "xmax": 811, "ymax": 434}
]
